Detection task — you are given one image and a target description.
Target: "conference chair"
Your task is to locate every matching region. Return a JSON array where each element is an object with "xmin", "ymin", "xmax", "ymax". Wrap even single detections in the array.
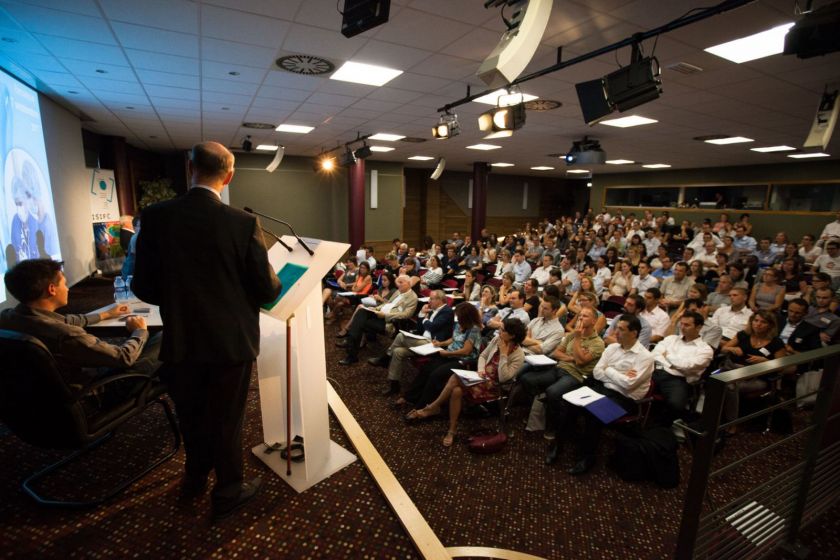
[{"xmin": 0, "ymin": 329, "xmax": 180, "ymax": 508}]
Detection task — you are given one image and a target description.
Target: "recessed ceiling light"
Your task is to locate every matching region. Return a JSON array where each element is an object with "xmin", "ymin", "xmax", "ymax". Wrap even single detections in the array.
[
  {"xmin": 67, "ymin": 90, "xmax": 79, "ymax": 94},
  {"xmin": 276, "ymin": 124, "xmax": 314, "ymax": 133},
  {"xmin": 228, "ymin": 71, "xmax": 240, "ymax": 76},
  {"xmin": 566, "ymin": 169, "xmax": 590, "ymax": 174},
  {"xmin": 407, "ymin": 155, "xmax": 434, "ymax": 160},
  {"xmin": 704, "ymin": 22, "xmax": 794, "ymax": 63},
  {"xmin": 256, "ymin": 144, "xmax": 279, "ymax": 151},
  {"xmin": 491, "ymin": 162, "xmax": 514, "ymax": 167},
  {"xmin": 369, "ymin": 133, "xmax": 405, "ymax": 141},
  {"xmin": 1, "ymin": 37, "xmax": 18, "ymax": 43},
  {"xmin": 787, "ymin": 152, "xmax": 830, "ymax": 159},
  {"xmin": 125, "ymin": 106, "xmax": 134, "ymax": 110},
  {"xmin": 149, "ymin": 135, "xmax": 158, "ymax": 139},
  {"xmin": 330, "ymin": 61, "xmax": 403, "ymax": 87},
  {"xmin": 531, "ymin": 166, "xmax": 554, "ymax": 171},
  {"xmin": 751, "ymin": 145, "xmax": 796, "ymax": 152},
  {"xmin": 95, "ymin": 69, "xmax": 108, "ymax": 74},
  {"xmin": 705, "ymin": 136, "xmax": 754, "ymax": 145},
  {"xmin": 599, "ymin": 115, "xmax": 658, "ymax": 128},
  {"xmin": 605, "ymin": 159, "xmax": 635, "ymax": 164},
  {"xmin": 484, "ymin": 130, "xmax": 513, "ymax": 139},
  {"xmin": 466, "ymin": 144, "xmax": 501, "ymax": 150},
  {"xmin": 586, "ymin": 182, "xmax": 593, "ymax": 187},
  {"xmin": 369, "ymin": 146, "xmax": 394, "ymax": 152},
  {"xmin": 221, "ymin": 107, "xmax": 230, "ymax": 111},
  {"xmin": 643, "ymin": 163, "xmax": 671, "ymax": 168},
  {"xmin": 473, "ymin": 89, "xmax": 538, "ymax": 106}
]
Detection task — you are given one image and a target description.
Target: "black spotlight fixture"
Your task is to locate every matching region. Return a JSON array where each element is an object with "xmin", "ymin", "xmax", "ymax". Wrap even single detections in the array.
[
  {"xmin": 242, "ymin": 135, "xmax": 253, "ymax": 152},
  {"xmin": 354, "ymin": 143, "xmax": 372, "ymax": 159},
  {"xmin": 564, "ymin": 136, "xmax": 606, "ymax": 165},
  {"xmin": 432, "ymin": 112, "xmax": 460, "ymax": 139},
  {"xmin": 338, "ymin": 146, "xmax": 357, "ymax": 167}
]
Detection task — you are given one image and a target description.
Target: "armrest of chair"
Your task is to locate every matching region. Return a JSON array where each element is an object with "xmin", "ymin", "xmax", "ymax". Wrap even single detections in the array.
[{"xmin": 74, "ymin": 372, "xmax": 161, "ymax": 407}]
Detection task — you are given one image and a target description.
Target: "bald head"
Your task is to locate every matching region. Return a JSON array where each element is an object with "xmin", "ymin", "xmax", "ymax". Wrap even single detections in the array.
[{"xmin": 190, "ymin": 141, "xmax": 235, "ymax": 188}]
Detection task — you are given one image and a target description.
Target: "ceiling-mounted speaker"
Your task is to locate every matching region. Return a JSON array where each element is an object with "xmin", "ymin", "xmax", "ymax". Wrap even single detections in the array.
[
  {"xmin": 476, "ymin": 0, "xmax": 553, "ymax": 88},
  {"xmin": 266, "ymin": 145, "xmax": 285, "ymax": 172},
  {"xmin": 341, "ymin": 0, "xmax": 391, "ymax": 38},
  {"xmin": 430, "ymin": 157, "xmax": 446, "ymax": 180}
]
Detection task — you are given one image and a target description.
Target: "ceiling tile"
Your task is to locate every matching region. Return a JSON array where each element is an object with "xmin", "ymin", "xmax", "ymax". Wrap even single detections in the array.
[
  {"xmin": 200, "ymin": 37, "xmax": 277, "ymax": 69},
  {"xmin": 373, "ymin": 8, "xmax": 473, "ymax": 50},
  {"xmin": 201, "ymin": 4, "xmax": 289, "ymax": 48},
  {"xmin": 202, "ymin": 0, "xmax": 304, "ymax": 20},
  {"xmin": 261, "ymin": 69, "xmax": 325, "ymax": 91},
  {"xmin": 124, "ymin": 49, "xmax": 198, "ymax": 75},
  {"xmin": 35, "ymin": 34, "xmax": 128, "ymax": 65},
  {"xmin": 201, "ymin": 61, "xmax": 265, "ymax": 84},
  {"xmin": 100, "ymin": 0, "xmax": 198, "ymax": 33},
  {"xmin": 111, "ymin": 22, "xmax": 199, "ymax": 57},
  {"xmin": 0, "ymin": 2, "xmax": 116, "ymax": 44},
  {"xmin": 280, "ymin": 23, "xmax": 366, "ymax": 61}
]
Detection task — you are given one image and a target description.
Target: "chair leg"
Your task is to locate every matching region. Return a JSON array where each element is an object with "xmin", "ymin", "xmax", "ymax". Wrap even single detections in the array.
[{"xmin": 22, "ymin": 398, "xmax": 181, "ymax": 508}]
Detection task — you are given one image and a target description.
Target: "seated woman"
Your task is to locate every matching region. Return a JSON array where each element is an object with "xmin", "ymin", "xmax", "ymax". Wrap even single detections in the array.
[
  {"xmin": 497, "ymin": 272, "xmax": 515, "ymax": 307},
  {"xmin": 323, "ymin": 258, "xmax": 359, "ymax": 311},
  {"xmin": 749, "ymin": 267, "xmax": 785, "ymax": 315},
  {"xmin": 337, "ymin": 272, "xmax": 397, "ymax": 337},
  {"xmin": 494, "ymin": 249, "xmax": 514, "ymax": 279},
  {"xmin": 399, "ymin": 302, "xmax": 483, "ymax": 408},
  {"xmin": 326, "ymin": 261, "xmax": 373, "ymax": 322},
  {"xmin": 522, "ymin": 278, "xmax": 541, "ymax": 319},
  {"xmin": 778, "ymin": 257, "xmax": 807, "ymax": 301},
  {"xmin": 606, "ymin": 259, "xmax": 634, "ymax": 299},
  {"xmin": 477, "ymin": 285, "xmax": 499, "ymax": 329},
  {"xmin": 411, "ymin": 255, "xmax": 444, "ymax": 290},
  {"xmin": 461, "ymin": 245, "xmax": 483, "ymax": 271},
  {"xmin": 566, "ymin": 291, "xmax": 607, "ymax": 334},
  {"xmin": 673, "ymin": 283, "xmax": 709, "ymax": 319},
  {"xmin": 689, "ymin": 260, "xmax": 705, "ymax": 284},
  {"xmin": 719, "ymin": 310, "xmax": 786, "ymax": 426},
  {"xmin": 406, "ymin": 317, "xmax": 526, "ymax": 447},
  {"xmin": 460, "ymin": 269, "xmax": 481, "ymax": 301}
]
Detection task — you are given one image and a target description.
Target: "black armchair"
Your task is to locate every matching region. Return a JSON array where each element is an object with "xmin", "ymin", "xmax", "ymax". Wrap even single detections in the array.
[{"xmin": 0, "ymin": 329, "xmax": 180, "ymax": 508}]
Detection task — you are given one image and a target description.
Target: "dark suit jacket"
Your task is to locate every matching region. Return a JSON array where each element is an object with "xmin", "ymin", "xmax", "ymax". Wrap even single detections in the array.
[
  {"xmin": 786, "ymin": 321, "xmax": 821, "ymax": 354},
  {"xmin": 132, "ymin": 188, "xmax": 281, "ymax": 364},
  {"xmin": 416, "ymin": 304, "xmax": 454, "ymax": 342}
]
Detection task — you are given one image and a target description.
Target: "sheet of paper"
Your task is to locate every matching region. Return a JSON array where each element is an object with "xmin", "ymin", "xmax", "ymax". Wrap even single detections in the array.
[
  {"xmin": 410, "ymin": 343, "xmax": 441, "ymax": 356},
  {"xmin": 336, "ymin": 291, "xmax": 356, "ymax": 296},
  {"xmin": 525, "ymin": 354, "xmax": 557, "ymax": 367},
  {"xmin": 399, "ymin": 330, "xmax": 428, "ymax": 340},
  {"xmin": 452, "ymin": 368, "xmax": 487, "ymax": 386},
  {"xmin": 562, "ymin": 385, "xmax": 605, "ymax": 406}
]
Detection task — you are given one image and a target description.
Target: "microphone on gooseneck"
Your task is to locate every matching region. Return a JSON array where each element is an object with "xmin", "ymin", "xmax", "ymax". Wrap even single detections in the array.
[
  {"xmin": 243, "ymin": 207, "xmax": 315, "ymax": 256},
  {"xmin": 259, "ymin": 225, "xmax": 293, "ymax": 252}
]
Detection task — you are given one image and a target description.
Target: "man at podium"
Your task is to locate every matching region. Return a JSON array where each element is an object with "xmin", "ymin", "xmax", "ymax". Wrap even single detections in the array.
[{"xmin": 132, "ymin": 141, "xmax": 281, "ymax": 520}]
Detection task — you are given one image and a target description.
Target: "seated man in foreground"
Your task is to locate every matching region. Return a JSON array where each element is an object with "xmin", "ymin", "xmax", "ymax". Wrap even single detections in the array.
[{"xmin": 0, "ymin": 259, "xmax": 158, "ymax": 406}]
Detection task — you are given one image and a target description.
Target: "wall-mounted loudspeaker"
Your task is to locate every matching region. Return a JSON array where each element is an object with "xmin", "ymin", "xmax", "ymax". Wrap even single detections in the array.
[
  {"xmin": 430, "ymin": 157, "xmax": 446, "ymax": 180},
  {"xmin": 266, "ymin": 145, "xmax": 285, "ymax": 172}
]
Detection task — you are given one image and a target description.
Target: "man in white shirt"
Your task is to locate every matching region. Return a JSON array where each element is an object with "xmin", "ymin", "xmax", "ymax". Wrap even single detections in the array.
[
  {"xmin": 814, "ymin": 240, "xmax": 840, "ymax": 290},
  {"xmin": 512, "ymin": 250, "xmax": 532, "ymax": 286},
  {"xmin": 687, "ymin": 225, "xmax": 723, "ymax": 252},
  {"xmin": 559, "ymin": 257, "xmax": 579, "ymax": 289},
  {"xmin": 593, "ymin": 256, "xmax": 612, "ymax": 286},
  {"xmin": 799, "ymin": 234, "xmax": 822, "ymax": 264},
  {"xmin": 567, "ymin": 314, "xmax": 654, "ymax": 475},
  {"xmin": 660, "ymin": 262, "xmax": 693, "ymax": 310},
  {"xmin": 651, "ymin": 311, "xmax": 714, "ymax": 424},
  {"xmin": 640, "ymin": 287, "xmax": 671, "ymax": 343},
  {"xmin": 603, "ymin": 294, "xmax": 652, "ymax": 348},
  {"xmin": 487, "ymin": 289, "xmax": 530, "ymax": 330},
  {"xmin": 819, "ymin": 212, "xmax": 840, "ymax": 243},
  {"xmin": 691, "ymin": 240, "xmax": 719, "ymax": 267},
  {"xmin": 707, "ymin": 287, "xmax": 752, "ymax": 341},
  {"xmin": 631, "ymin": 261, "xmax": 659, "ymax": 295},
  {"xmin": 643, "ymin": 230, "xmax": 661, "ymax": 257},
  {"xmin": 522, "ymin": 297, "xmax": 565, "ymax": 355},
  {"xmin": 530, "ymin": 254, "xmax": 555, "ymax": 286}
]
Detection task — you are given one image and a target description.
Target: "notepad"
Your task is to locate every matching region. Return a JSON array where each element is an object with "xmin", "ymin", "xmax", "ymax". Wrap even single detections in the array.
[
  {"xmin": 525, "ymin": 354, "xmax": 557, "ymax": 367},
  {"xmin": 452, "ymin": 369, "xmax": 487, "ymax": 386},
  {"xmin": 399, "ymin": 330, "xmax": 428, "ymax": 340},
  {"xmin": 562, "ymin": 386, "xmax": 626, "ymax": 424},
  {"xmin": 410, "ymin": 343, "xmax": 441, "ymax": 356},
  {"xmin": 360, "ymin": 296, "xmax": 377, "ymax": 307},
  {"xmin": 262, "ymin": 263, "xmax": 308, "ymax": 311},
  {"xmin": 336, "ymin": 291, "xmax": 357, "ymax": 296}
]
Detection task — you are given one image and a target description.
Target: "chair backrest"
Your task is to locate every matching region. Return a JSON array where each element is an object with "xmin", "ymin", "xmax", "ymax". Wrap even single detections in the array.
[{"xmin": 0, "ymin": 329, "xmax": 88, "ymax": 448}]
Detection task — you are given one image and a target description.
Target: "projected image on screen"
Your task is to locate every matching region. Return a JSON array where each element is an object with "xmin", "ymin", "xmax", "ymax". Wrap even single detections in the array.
[{"xmin": 0, "ymin": 70, "xmax": 61, "ymax": 304}]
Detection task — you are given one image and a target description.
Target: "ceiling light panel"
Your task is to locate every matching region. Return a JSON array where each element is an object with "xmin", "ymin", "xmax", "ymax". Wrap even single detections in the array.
[
  {"xmin": 473, "ymin": 89, "xmax": 538, "ymax": 106},
  {"xmin": 466, "ymin": 144, "xmax": 502, "ymax": 150},
  {"xmin": 369, "ymin": 146, "xmax": 394, "ymax": 152},
  {"xmin": 751, "ymin": 145, "xmax": 796, "ymax": 152},
  {"xmin": 531, "ymin": 166, "xmax": 554, "ymax": 170},
  {"xmin": 276, "ymin": 123, "xmax": 314, "ymax": 133},
  {"xmin": 256, "ymin": 144, "xmax": 279, "ymax": 151},
  {"xmin": 705, "ymin": 136, "xmax": 754, "ymax": 145},
  {"xmin": 330, "ymin": 61, "xmax": 404, "ymax": 86},
  {"xmin": 606, "ymin": 159, "xmax": 635, "ymax": 164},
  {"xmin": 369, "ymin": 133, "xmax": 405, "ymax": 141},
  {"xmin": 407, "ymin": 155, "xmax": 434, "ymax": 160},
  {"xmin": 704, "ymin": 23, "xmax": 795, "ymax": 63},
  {"xmin": 491, "ymin": 162, "xmax": 514, "ymax": 167},
  {"xmin": 599, "ymin": 115, "xmax": 658, "ymax": 128},
  {"xmin": 643, "ymin": 163, "xmax": 671, "ymax": 168},
  {"xmin": 787, "ymin": 152, "xmax": 830, "ymax": 159}
]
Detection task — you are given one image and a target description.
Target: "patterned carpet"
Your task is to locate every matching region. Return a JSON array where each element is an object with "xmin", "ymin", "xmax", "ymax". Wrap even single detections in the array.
[{"xmin": 0, "ymin": 276, "xmax": 838, "ymax": 559}]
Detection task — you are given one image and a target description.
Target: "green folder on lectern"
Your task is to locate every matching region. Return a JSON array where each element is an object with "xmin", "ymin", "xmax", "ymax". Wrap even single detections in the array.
[{"xmin": 261, "ymin": 262, "xmax": 309, "ymax": 311}]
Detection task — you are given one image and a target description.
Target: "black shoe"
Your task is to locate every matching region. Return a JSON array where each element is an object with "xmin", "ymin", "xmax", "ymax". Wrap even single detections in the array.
[
  {"xmin": 368, "ymin": 355, "xmax": 391, "ymax": 368},
  {"xmin": 381, "ymin": 380, "xmax": 400, "ymax": 396},
  {"xmin": 338, "ymin": 357, "xmax": 358, "ymax": 366},
  {"xmin": 567, "ymin": 457, "xmax": 595, "ymax": 476},
  {"xmin": 211, "ymin": 477, "xmax": 261, "ymax": 520},
  {"xmin": 544, "ymin": 442, "xmax": 561, "ymax": 465},
  {"xmin": 335, "ymin": 339, "xmax": 349, "ymax": 348},
  {"xmin": 179, "ymin": 474, "xmax": 209, "ymax": 500}
]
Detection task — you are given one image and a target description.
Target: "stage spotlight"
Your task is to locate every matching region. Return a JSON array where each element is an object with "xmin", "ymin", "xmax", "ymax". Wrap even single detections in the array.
[
  {"xmin": 604, "ymin": 56, "xmax": 662, "ymax": 112},
  {"xmin": 314, "ymin": 155, "xmax": 336, "ymax": 172},
  {"xmin": 564, "ymin": 137, "xmax": 606, "ymax": 165},
  {"xmin": 432, "ymin": 113, "xmax": 460, "ymax": 139},
  {"xmin": 354, "ymin": 144, "xmax": 373, "ymax": 159},
  {"xmin": 478, "ymin": 102, "xmax": 526, "ymax": 132},
  {"xmin": 242, "ymin": 135, "xmax": 253, "ymax": 152},
  {"xmin": 338, "ymin": 146, "xmax": 357, "ymax": 167},
  {"xmin": 430, "ymin": 157, "xmax": 446, "ymax": 180}
]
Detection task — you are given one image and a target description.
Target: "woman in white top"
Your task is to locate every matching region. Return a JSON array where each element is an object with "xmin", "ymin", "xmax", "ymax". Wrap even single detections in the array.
[
  {"xmin": 461, "ymin": 269, "xmax": 481, "ymax": 301},
  {"xmin": 607, "ymin": 260, "xmax": 634, "ymax": 298},
  {"xmin": 417, "ymin": 255, "xmax": 444, "ymax": 289},
  {"xmin": 494, "ymin": 249, "xmax": 514, "ymax": 278}
]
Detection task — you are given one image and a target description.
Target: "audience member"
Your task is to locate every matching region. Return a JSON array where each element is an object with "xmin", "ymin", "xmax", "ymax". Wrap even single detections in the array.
[{"xmin": 640, "ymin": 287, "xmax": 670, "ymax": 343}]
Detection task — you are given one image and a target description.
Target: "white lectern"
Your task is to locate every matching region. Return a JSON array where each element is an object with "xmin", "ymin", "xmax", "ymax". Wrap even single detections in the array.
[{"xmin": 252, "ymin": 235, "xmax": 357, "ymax": 493}]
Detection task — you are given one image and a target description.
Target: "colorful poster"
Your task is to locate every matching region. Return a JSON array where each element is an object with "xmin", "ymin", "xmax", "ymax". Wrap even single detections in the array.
[{"xmin": 89, "ymin": 168, "xmax": 119, "ymax": 224}]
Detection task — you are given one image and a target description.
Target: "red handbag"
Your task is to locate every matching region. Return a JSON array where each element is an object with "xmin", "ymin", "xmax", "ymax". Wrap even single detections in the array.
[{"xmin": 467, "ymin": 430, "xmax": 508, "ymax": 454}]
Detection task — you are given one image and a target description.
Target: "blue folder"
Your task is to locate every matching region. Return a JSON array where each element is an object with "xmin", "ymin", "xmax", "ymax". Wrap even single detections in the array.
[
  {"xmin": 261, "ymin": 263, "xmax": 309, "ymax": 311},
  {"xmin": 584, "ymin": 397, "xmax": 627, "ymax": 424}
]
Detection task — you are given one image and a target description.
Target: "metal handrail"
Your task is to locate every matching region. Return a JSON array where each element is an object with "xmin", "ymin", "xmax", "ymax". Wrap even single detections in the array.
[{"xmin": 675, "ymin": 344, "xmax": 840, "ymax": 559}]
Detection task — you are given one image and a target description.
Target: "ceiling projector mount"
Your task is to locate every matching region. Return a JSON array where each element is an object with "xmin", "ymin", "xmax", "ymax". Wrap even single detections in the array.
[{"xmin": 565, "ymin": 136, "xmax": 606, "ymax": 165}]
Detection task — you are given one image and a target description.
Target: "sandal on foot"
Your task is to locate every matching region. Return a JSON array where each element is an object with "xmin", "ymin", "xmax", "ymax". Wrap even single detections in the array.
[{"xmin": 442, "ymin": 431, "xmax": 456, "ymax": 447}]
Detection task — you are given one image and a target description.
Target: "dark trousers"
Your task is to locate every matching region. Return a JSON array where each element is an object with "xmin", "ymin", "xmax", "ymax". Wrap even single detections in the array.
[
  {"xmin": 404, "ymin": 356, "xmax": 460, "ymax": 408},
  {"xmin": 346, "ymin": 311, "xmax": 387, "ymax": 360},
  {"xmin": 576, "ymin": 380, "xmax": 637, "ymax": 460},
  {"xmin": 167, "ymin": 361, "xmax": 253, "ymax": 499},
  {"xmin": 652, "ymin": 369, "xmax": 691, "ymax": 425},
  {"xmin": 520, "ymin": 366, "xmax": 583, "ymax": 430}
]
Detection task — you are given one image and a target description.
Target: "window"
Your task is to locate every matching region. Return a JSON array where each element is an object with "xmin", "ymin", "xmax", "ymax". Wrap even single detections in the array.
[
  {"xmin": 605, "ymin": 187, "xmax": 680, "ymax": 207},
  {"xmin": 768, "ymin": 183, "xmax": 840, "ymax": 212}
]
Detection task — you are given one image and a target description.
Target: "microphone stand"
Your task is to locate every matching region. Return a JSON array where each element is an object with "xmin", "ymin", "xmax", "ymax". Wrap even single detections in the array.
[
  {"xmin": 259, "ymin": 225, "xmax": 293, "ymax": 252},
  {"xmin": 244, "ymin": 207, "xmax": 314, "ymax": 256}
]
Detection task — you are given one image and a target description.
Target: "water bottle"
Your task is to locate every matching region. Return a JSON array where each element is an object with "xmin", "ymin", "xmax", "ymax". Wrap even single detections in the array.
[
  {"xmin": 113, "ymin": 276, "xmax": 126, "ymax": 303},
  {"xmin": 125, "ymin": 274, "xmax": 134, "ymax": 301}
]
